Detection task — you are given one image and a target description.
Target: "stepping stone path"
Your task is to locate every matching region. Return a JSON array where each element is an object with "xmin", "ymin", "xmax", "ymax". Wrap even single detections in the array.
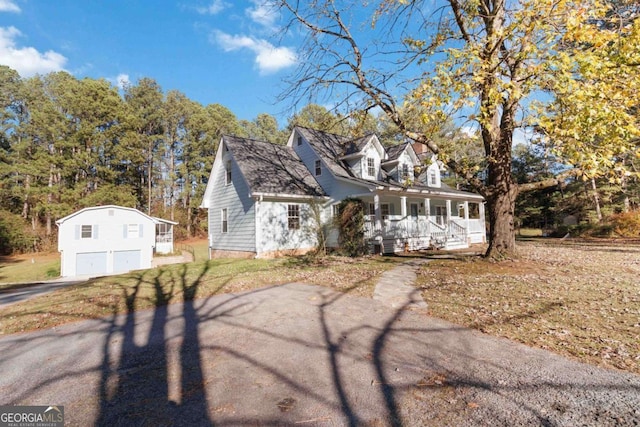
[{"xmin": 373, "ymin": 258, "xmax": 429, "ymax": 310}]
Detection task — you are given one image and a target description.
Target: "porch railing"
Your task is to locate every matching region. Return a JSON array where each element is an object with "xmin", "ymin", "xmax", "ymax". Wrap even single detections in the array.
[
  {"xmin": 365, "ymin": 217, "xmax": 474, "ymax": 247},
  {"xmin": 450, "ymin": 220, "xmax": 468, "ymax": 242},
  {"xmin": 429, "ymin": 220, "xmax": 447, "ymax": 245}
]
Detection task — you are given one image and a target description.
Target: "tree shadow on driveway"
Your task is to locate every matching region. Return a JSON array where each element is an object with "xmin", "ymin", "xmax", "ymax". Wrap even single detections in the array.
[{"xmin": 1, "ymin": 269, "xmax": 639, "ymax": 425}]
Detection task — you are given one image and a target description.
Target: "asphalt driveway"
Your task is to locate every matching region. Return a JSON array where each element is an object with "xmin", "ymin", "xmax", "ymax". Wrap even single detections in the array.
[{"xmin": 1, "ymin": 283, "xmax": 638, "ymax": 426}]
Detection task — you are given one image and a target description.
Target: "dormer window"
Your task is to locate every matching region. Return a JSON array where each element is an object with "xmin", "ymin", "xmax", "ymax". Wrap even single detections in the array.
[
  {"xmin": 429, "ymin": 170, "xmax": 437, "ymax": 186},
  {"xmin": 367, "ymin": 157, "xmax": 375, "ymax": 177},
  {"xmin": 297, "ymin": 136, "xmax": 303, "ymax": 146},
  {"xmin": 315, "ymin": 159, "xmax": 322, "ymax": 176},
  {"xmin": 401, "ymin": 164, "xmax": 410, "ymax": 180}
]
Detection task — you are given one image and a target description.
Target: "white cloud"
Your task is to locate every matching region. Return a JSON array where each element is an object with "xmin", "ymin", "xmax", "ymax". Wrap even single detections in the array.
[
  {"xmin": 211, "ymin": 30, "xmax": 296, "ymax": 74},
  {"xmin": 116, "ymin": 73, "xmax": 130, "ymax": 89},
  {"xmin": 0, "ymin": 0, "xmax": 21, "ymax": 13},
  {"xmin": 0, "ymin": 26, "xmax": 67, "ymax": 77},
  {"xmin": 246, "ymin": 0, "xmax": 278, "ymax": 30},
  {"xmin": 195, "ymin": 0, "xmax": 229, "ymax": 15}
]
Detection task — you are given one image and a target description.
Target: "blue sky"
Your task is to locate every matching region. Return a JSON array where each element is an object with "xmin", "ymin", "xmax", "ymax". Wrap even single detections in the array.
[{"xmin": 0, "ymin": 0, "xmax": 299, "ymax": 122}]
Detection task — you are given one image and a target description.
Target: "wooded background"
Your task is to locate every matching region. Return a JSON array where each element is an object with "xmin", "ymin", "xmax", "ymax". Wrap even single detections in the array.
[{"xmin": 0, "ymin": 65, "xmax": 638, "ymax": 254}]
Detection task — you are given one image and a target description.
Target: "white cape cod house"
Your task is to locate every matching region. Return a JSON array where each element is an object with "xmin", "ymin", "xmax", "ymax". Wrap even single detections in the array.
[{"xmin": 200, "ymin": 127, "xmax": 486, "ymax": 258}]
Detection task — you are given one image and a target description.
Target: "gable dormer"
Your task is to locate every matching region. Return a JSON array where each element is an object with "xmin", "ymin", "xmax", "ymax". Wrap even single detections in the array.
[
  {"xmin": 339, "ymin": 134, "xmax": 385, "ymax": 181},
  {"xmin": 381, "ymin": 142, "xmax": 419, "ymax": 184},
  {"xmin": 423, "ymin": 154, "xmax": 442, "ymax": 188}
]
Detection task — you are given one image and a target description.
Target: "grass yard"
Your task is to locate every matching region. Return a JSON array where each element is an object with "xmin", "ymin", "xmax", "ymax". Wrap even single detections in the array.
[
  {"xmin": 0, "ymin": 253, "xmax": 60, "ymax": 285},
  {"xmin": 0, "ymin": 254, "xmax": 399, "ymax": 335},
  {"xmin": 417, "ymin": 239, "xmax": 640, "ymax": 374}
]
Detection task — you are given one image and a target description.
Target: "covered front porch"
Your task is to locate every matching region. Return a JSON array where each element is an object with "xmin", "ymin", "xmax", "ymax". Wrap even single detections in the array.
[{"xmin": 361, "ymin": 190, "xmax": 486, "ymax": 254}]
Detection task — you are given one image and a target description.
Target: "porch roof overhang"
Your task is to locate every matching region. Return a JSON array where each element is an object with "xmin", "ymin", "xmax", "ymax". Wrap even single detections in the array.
[
  {"xmin": 370, "ymin": 185, "xmax": 485, "ymax": 202},
  {"xmin": 152, "ymin": 217, "xmax": 179, "ymax": 225},
  {"xmin": 251, "ymin": 192, "xmax": 331, "ymax": 202}
]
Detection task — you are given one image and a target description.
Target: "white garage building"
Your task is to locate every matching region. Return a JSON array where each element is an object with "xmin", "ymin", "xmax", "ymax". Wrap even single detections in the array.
[{"xmin": 56, "ymin": 205, "xmax": 177, "ymax": 278}]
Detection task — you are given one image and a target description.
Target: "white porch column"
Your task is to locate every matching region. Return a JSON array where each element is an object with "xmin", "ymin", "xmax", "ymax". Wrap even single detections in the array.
[
  {"xmin": 400, "ymin": 196, "xmax": 407, "ymax": 238},
  {"xmin": 446, "ymin": 199, "xmax": 452, "ymax": 235},
  {"xmin": 424, "ymin": 197, "xmax": 431, "ymax": 236},
  {"xmin": 374, "ymin": 193, "xmax": 382, "ymax": 236},
  {"xmin": 464, "ymin": 201, "xmax": 470, "ymax": 243},
  {"xmin": 479, "ymin": 201, "xmax": 486, "ymax": 243},
  {"xmin": 464, "ymin": 201, "xmax": 470, "ymax": 227}
]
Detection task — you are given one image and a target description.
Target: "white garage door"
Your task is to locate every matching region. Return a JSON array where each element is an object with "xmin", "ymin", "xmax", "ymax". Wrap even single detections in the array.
[
  {"xmin": 76, "ymin": 252, "xmax": 108, "ymax": 276},
  {"xmin": 113, "ymin": 250, "xmax": 141, "ymax": 273}
]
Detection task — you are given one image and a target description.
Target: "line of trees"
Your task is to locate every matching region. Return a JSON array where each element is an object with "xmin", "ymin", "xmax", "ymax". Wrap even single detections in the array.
[
  {"xmin": 0, "ymin": 67, "xmax": 393, "ymax": 253},
  {"xmin": 0, "ymin": 66, "xmax": 294, "ymax": 251},
  {"xmin": 1, "ymin": 51, "xmax": 638, "ymax": 255}
]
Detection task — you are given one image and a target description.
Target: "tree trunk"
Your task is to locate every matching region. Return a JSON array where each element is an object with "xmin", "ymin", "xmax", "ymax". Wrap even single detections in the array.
[
  {"xmin": 485, "ymin": 186, "xmax": 519, "ymax": 259},
  {"xmin": 186, "ymin": 194, "xmax": 192, "ymax": 238},
  {"xmin": 590, "ymin": 178, "xmax": 603, "ymax": 222}
]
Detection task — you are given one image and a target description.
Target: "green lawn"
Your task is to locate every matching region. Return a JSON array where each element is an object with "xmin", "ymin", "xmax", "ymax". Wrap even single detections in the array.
[{"xmin": 0, "ymin": 253, "xmax": 60, "ymax": 286}]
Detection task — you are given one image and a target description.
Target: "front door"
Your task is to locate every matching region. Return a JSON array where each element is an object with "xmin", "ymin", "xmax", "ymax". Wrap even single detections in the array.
[
  {"xmin": 435, "ymin": 206, "xmax": 446, "ymax": 226},
  {"xmin": 409, "ymin": 203, "xmax": 419, "ymax": 235}
]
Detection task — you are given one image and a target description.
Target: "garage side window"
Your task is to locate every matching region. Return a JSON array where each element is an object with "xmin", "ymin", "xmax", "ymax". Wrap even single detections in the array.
[
  {"xmin": 81, "ymin": 225, "xmax": 92, "ymax": 239},
  {"xmin": 128, "ymin": 224, "xmax": 139, "ymax": 238},
  {"xmin": 122, "ymin": 224, "xmax": 143, "ymax": 238}
]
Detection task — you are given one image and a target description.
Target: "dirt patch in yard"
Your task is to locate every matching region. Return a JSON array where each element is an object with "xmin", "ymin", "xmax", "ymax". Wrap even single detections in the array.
[{"xmin": 417, "ymin": 238, "xmax": 640, "ymax": 374}]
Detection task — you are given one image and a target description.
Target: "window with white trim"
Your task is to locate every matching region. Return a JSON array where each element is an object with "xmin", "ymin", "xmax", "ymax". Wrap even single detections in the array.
[
  {"xmin": 225, "ymin": 161, "xmax": 232, "ymax": 185},
  {"xmin": 288, "ymin": 204, "xmax": 300, "ymax": 230},
  {"xmin": 81, "ymin": 225, "xmax": 92, "ymax": 239},
  {"xmin": 367, "ymin": 157, "xmax": 375, "ymax": 177},
  {"xmin": 221, "ymin": 208, "xmax": 228, "ymax": 233},
  {"xmin": 381, "ymin": 203, "xmax": 390, "ymax": 220},
  {"xmin": 401, "ymin": 164, "xmax": 410, "ymax": 180},
  {"xmin": 429, "ymin": 170, "xmax": 437, "ymax": 185},
  {"xmin": 127, "ymin": 224, "xmax": 140, "ymax": 238}
]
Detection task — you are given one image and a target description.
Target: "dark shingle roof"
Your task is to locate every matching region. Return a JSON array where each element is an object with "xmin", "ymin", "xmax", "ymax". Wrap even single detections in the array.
[
  {"xmin": 223, "ymin": 135, "xmax": 325, "ymax": 197},
  {"xmin": 385, "ymin": 142, "xmax": 409, "ymax": 161},
  {"xmin": 295, "ymin": 127, "xmax": 355, "ymax": 180}
]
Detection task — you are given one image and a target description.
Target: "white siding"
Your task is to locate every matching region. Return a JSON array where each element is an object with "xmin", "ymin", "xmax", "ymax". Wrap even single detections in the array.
[
  {"xmin": 207, "ymin": 150, "xmax": 256, "ymax": 252},
  {"xmin": 57, "ymin": 207, "xmax": 155, "ymax": 277},
  {"xmin": 256, "ymin": 200, "xmax": 318, "ymax": 255}
]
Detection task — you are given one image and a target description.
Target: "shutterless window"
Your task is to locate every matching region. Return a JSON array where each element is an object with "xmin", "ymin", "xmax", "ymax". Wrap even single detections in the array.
[
  {"xmin": 297, "ymin": 136, "xmax": 303, "ymax": 146},
  {"xmin": 315, "ymin": 159, "xmax": 322, "ymax": 176},
  {"xmin": 381, "ymin": 204, "xmax": 390, "ymax": 220},
  {"xmin": 81, "ymin": 225, "xmax": 92, "ymax": 239},
  {"xmin": 429, "ymin": 170, "xmax": 437, "ymax": 185},
  {"xmin": 401, "ymin": 164, "xmax": 409, "ymax": 180},
  {"xmin": 225, "ymin": 161, "xmax": 232, "ymax": 185},
  {"xmin": 288, "ymin": 204, "xmax": 300, "ymax": 230},
  {"xmin": 221, "ymin": 208, "xmax": 228, "ymax": 233},
  {"xmin": 367, "ymin": 157, "xmax": 375, "ymax": 177}
]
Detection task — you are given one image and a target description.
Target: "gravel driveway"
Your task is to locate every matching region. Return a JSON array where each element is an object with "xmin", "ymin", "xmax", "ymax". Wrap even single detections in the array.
[{"xmin": 1, "ymin": 283, "xmax": 638, "ymax": 426}]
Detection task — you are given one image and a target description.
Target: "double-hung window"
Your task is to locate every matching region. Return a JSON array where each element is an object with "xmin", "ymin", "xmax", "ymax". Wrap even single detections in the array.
[
  {"xmin": 221, "ymin": 208, "xmax": 228, "ymax": 233},
  {"xmin": 81, "ymin": 225, "xmax": 93, "ymax": 239},
  {"xmin": 127, "ymin": 224, "xmax": 139, "ymax": 238},
  {"xmin": 288, "ymin": 204, "xmax": 300, "ymax": 230},
  {"xmin": 367, "ymin": 157, "xmax": 375, "ymax": 177},
  {"xmin": 225, "ymin": 161, "xmax": 232, "ymax": 185},
  {"xmin": 401, "ymin": 164, "xmax": 410, "ymax": 180}
]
